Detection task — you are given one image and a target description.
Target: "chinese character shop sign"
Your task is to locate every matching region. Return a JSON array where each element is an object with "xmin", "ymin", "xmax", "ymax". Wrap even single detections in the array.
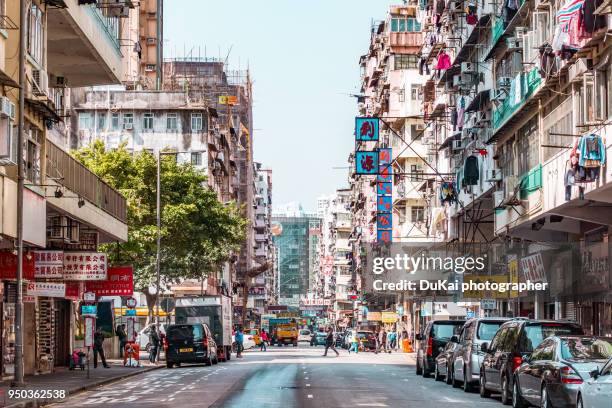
[
  {"xmin": 0, "ymin": 252, "xmax": 35, "ymax": 280},
  {"xmin": 355, "ymin": 151, "xmax": 379, "ymax": 175},
  {"xmin": 26, "ymin": 282, "xmax": 66, "ymax": 298},
  {"xmin": 377, "ymin": 148, "xmax": 393, "ymax": 244},
  {"xmin": 34, "ymin": 250, "xmax": 64, "ymax": 279},
  {"xmin": 355, "ymin": 117, "xmax": 379, "ymax": 141},
  {"xmin": 63, "ymin": 252, "xmax": 107, "ymax": 281},
  {"xmin": 86, "ymin": 266, "xmax": 134, "ymax": 296}
]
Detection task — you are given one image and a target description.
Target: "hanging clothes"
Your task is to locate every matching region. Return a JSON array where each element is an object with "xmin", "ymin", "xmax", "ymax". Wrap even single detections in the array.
[
  {"xmin": 450, "ymin": 107, "xmax": 458, "ymax": 131},
  {"xmin": 463, "ymin": 156, "xmax": 479, "ymax": 185},
  {"xmin": 439, "ymin": 182, "xmax": 457, "ymax": 204},
  {"xmin": 457, "ymin": 97, "xmax": 465, "ymax": 130},
  {"xmin": 466, "ymin": 2, "xmax": 478, "ymax": 25},
  {"xmin": 436, "ymin": 51, "xmax": 451, "ymax": 70},
  {"xmin": 133, "ymin": 41, "xmax": 142, "ymax": 59},
  {"xmin": 578, "ymin": 134, "xmax": 606, "ymax": 166},
  {"xmin": 565, "ymin": 154, "xmax": 586, "ymax": 200}
]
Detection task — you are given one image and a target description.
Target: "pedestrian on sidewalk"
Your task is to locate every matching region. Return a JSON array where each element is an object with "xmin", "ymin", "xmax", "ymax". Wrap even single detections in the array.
[
  {"xmin": 322, "ymin": 326, "xmax": 339, "ymax": 357},
  {"xmin": 348, "ymin": 331, "xmax": 359, "ymax": 354},
  {"xmin": 260, "ymin": 329, "xmax": 268, "ymax": 351},
  {"xmin": 235, "ymin": 326, "xmax": 244, "ymax": 358},
  {"xmin": 388, "ymin": 329, "xmax": 397, "ymax": 351},
  {"xmin": 116, "ymin": 324, "xmax": 127, "ymax": 357},
  {"xmin": 149, "ymin": 324, "xmax": 161, "ymax": 363},
  {"xmin": 376, "ymin": 327, "xmax": 388, "ymax": 354},
  {"xmin": 93, "ymin": 327, "xmax": 110, "ymax": 368}
]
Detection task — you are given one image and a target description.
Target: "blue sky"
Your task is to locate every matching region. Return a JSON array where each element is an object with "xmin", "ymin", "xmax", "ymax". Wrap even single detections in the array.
[{"xmin": 165, "ymin": 0, "xmax": 397, "ymax": 211}]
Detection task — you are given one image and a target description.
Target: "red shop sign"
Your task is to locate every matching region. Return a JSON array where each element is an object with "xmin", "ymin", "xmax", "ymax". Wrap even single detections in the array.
[
  {"xmin": 85, "ymin": 266, "xmax": 133, "ymax": 296},
  {"xmin": 0, "ymin": 252, "xmax": 35, "ymax": 280}
]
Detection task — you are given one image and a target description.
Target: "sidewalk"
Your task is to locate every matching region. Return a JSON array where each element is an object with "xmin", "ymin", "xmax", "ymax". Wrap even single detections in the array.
[{"xmin": 0, "ymin": 359, "xmax": 163, "ymax": 408}]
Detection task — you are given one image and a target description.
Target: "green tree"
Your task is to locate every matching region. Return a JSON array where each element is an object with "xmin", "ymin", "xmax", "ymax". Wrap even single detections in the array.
[{"xmin": 73, "ymin": 140, "xmax": 247, "ymax": 316}]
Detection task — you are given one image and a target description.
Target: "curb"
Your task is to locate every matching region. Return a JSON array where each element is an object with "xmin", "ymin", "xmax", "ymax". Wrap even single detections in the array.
[{"xmin": 4, "ymin": 365, "xmax": 164, "ymax": 408}]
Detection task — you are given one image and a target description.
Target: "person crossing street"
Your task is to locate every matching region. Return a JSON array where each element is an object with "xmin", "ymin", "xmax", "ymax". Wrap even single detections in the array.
[
  {"xmin": 322, "ymin": 326, "xmax": 339, "ymax": 357},
  {"xmin": 259, "ymin": 329, "xmax": 268, "ymax": 351}
]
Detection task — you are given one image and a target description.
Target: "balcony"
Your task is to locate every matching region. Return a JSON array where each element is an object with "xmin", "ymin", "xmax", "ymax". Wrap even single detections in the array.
[
  {"xmin": 45, "ymin": 140, "xmax": 128, "ymax": 242},
  {"xmin": 47, "ymin": 1, "xmax": 125, "ymax": 86},
  {"xmin": 492, "ymin": 68, "xmax": 542, "ymax": 131},
  {"xmin": 255, "ymin": 205, "xmax": 266, "ymax": 216}
]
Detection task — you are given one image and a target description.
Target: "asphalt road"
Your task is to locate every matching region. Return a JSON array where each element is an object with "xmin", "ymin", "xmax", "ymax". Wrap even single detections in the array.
[{"xmin": 49, "ymin": 344, "xmax": 503, "ymax": 408}]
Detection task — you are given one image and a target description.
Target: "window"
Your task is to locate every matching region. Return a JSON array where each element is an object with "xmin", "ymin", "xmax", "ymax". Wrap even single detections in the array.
[
  {"xmin": 390, "ymin": 17, "xmax": 421, "ymax": 33},
  {"xmin": 191, "ymin": 113, "xmax": 203, "ymax": 132},
  {"xmin": 501, "ymin": 326, "xmax": 520, "ymax": 352},
  {"xmin": 111, "ymin": 113, "xmax": 120, "ymax": 130},
  {"xmin": 191, "ymin": 152, "xmax": 202, "ymax": 166},
  {"xmin": 25, "ymin": 128, "xmax": 41, "ymax": 184},
  {"xmin": 411, "ymin": 85, "xmax": 422, "ymax": 101},
  {"xmin": 490, "ymin": 327, "xmax": 508, "ymax": 352},
  {"xmin": 123, "ymin": 113, "xmax": 134, "ymax": 129},
  {"xmin": 398, "ymin": 89, "xmax": 405, "ymax": 102},
  {"xmin": 97, "ymin": 113, "xmax": 106, "ymax": 131},
  {"xmin": 78, "ymin": 113, "xmax": 92, "ymax": 130},
  {"xmin": 394, "ymin": 54, "xmax": 419, "ymax": 70},
  {"xmin": 531, "ymin": 339, "xmax": 556, "ymax": 361},
  {"xmin": 27, "ymin": 3, "xmax": 43, "ymax": 63},
  {"xmin": 477, "ymin": 321, "xmax": 504, "ymax": 341},
  {"xmin": 167, "ymin": 113, "xmax": 178, "ymax": 130},
  {"xmin": 143, "ymin": 113, "xmax": 154, "ymax": 130},
  {"xmin": 410, "ymin": 164, "xmax": 423, "ymax": 181},
  {"xmin": 411, "ymin": 206, "xmax": 424, "ymax": 223}
]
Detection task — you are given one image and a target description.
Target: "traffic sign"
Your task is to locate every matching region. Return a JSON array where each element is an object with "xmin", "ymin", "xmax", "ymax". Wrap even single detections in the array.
[{"xmin": 126, "ymin": 297, "xmax": 137, "ymax": 308}]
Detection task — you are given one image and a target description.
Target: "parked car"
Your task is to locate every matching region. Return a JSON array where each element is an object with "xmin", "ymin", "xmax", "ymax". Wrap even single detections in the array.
[
  {"xmin": 312, "ymin": 331, "xmax": 327, "ymax": 346},
  {"xmin": 479, "ymin": 319, "xmax": 584, "ymax": 405},
  {"xmin": 578, "ymin": 356, "xmax": 612, "ymax": 408},
  {"xmin": 298, "ymin": 329, "xmax": 311, "ymax": 342},
  {"xmin": 512, "ymin": 336, "xmax": 612, "ymax": 408},
  {"xmin": 164, "ymin": 323, "xmax": 218, "ymax": 368},
  {"xmin": 434, "ymin": 340, "xmax": 461, "ymax": 384},
  {"xmin": 416, "ymin": 320, "xmax": 465, "ymax": 377},
  {"xmin": 335, "ymin": 330, "xmax": 346, "ymax": 347},
  {"xmin": 136, "ymin": 323, "xmax": 168, "ymax": 352},
  {"xmin": 450, "ymin": 317, "xmax": 510, "ymax": 391}
]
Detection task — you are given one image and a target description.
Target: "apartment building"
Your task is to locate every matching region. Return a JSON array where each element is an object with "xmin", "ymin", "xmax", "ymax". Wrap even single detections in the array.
[
  {"xmin": 415, "ymin": 0, "xmax": 611, "ymax": 334},
  {"xmin": 0, "ymin": 1, "xmax": 131, "ymax": 377}
]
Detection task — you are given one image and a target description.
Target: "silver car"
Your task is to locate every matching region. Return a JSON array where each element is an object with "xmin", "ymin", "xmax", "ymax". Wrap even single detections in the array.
[
  {"xmin": 576, "ymin": 351, "xmax": 612, "ymax": 408},
  {"xmin": 450, "ymin": 317, "xmax": 510, "ymax": 391}
]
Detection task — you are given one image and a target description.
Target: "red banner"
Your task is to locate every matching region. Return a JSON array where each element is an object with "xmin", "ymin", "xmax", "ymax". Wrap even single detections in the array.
[
  {"xmin": 85, "ymin": 266, "xmax": 133, "ymax": 296},
  {"xmin": 0, "ymin": 252, "xmax": 35, "ymax": 280},
  {"xmin": 65, "ymin": 282, "xmax": 82, "ymax": 301}
]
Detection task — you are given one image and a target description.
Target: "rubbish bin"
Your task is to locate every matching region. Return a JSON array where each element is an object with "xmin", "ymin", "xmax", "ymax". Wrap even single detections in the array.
[{"xmin": 402, "ymin": 338, "xmax": 413, "ymax": 353}]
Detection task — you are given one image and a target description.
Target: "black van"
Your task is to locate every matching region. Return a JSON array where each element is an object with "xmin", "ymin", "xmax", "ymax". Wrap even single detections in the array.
[
  {"xmin": 416, "ymin": 319, "xmax": 465, "ymax": 377},
  {"xmin": 479, "ymin": 319, "xmax": 583, "ymax": 405},
  {"xmin": 165, "ymin": 323, "xmax": 218, "ymax": 368}
]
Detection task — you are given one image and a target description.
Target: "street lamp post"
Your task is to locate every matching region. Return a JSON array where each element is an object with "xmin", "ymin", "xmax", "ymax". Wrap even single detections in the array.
[{"xmin": 13, "ymin": 0, "xmax": 27, "ymax": 387}]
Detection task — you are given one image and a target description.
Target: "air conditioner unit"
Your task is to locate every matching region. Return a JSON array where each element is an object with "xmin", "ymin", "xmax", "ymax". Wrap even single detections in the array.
[
  {"xmin": 497, "ymin": 77, "xmax": 512, "ymax": 89},
  {"xmin": 461, "ymin": 62, "xmax": 476, "ymax": 74},
  {"xmin": 415, "ymin": 123, "xmax": 426, "ymax": 131},
  {"xmin": 0, "ymin": 122, "xmax": 17, "ymax": 166},
  {"xmin": 506, "ymin": 37, "xmax": 522, "ymax": 50},
  {"xmin": 32, "ymin": 69, "xmax": 48, "ymax": 97},
  {"xmin": 124, "ymin": 123, "xmax": 133, "ymax": 130},
  {"xmin": 0, "ymin": 96, "xmax": 15, "ymax": 120},
  {"xmin": 453, "ymin": 74, "xmax": 473, "ymax": 88},
  {"xmin": 452, "ymin": 139, "xmax": 464, "ymax": 150},
  {"xmin": 146, "ymin": 37, "xmax": 156, "ymax": 45},
  {"xmin": 485, "ymin": 169, "xmax": 502, "ymax": 182},
  {"xmin": 48, "ymin": 216, "xmax": 69, "ymax": 241},
  {"xmin": 491, "ymin": 88, "xmax": 508, "ymax": 102},
  {"xmin": 476, "ymin": 110, "xmax": 492, "ymax": 124},
  {"xmin": 493, "ymin": 190, "xmax": 505, "ymax": 208}
]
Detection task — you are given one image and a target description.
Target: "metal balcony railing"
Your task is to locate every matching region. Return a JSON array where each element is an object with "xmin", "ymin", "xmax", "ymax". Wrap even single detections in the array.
[{"xmin": 46, "ymin": 140, "xmax": 127, "ymax": 223}]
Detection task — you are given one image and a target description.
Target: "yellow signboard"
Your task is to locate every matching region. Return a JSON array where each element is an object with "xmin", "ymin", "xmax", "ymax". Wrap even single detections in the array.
[
  {"xmin": 218, "ymin": 95, "xmax": 238, "ymax": 105},
  {"xmin": 366, "ymin": 311, "xmax": 382, "ymax": 321},
  {"xmin": 381, "ymin": 312, "xmax": 399, "ymax": 323}
]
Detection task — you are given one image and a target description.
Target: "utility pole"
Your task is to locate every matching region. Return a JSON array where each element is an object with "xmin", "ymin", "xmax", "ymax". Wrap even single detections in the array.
[
  {"xmin": 13, "ymin": 0, "xmax": 27, "ymax": 386},
  {"xmin": 155, "ymin": 151, "xmax": 161, "ymax": 325}
]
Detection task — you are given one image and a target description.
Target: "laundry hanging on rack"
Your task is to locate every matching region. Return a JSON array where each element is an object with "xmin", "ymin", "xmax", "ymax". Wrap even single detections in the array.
[
  {"xmin": 466, "ymin": 2, "xmax": 478, "ymax": 25},
  {"xmin": 564, "ymin": 153, "xmax": 586, "ymax": 200},
  {"xmin": 457, "ymin": 97, "xmax": 465, "ymax": 130},
  {"xmin": 436, "ymin": 50, "xmax": 451, "ymax": 71},
  {"xmin": 439, "ymin": 182, "xmax": 457, "ymax": 204},
  {"xmin": 450, "ymin": 107, "xmax": 458, "ymax": 131},
  {"xmin": 577, "ymin": 133, "xmax": 606, "ymax": 167}
]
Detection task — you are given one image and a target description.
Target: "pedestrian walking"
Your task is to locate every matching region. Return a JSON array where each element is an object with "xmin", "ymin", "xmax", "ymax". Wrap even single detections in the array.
[
  {"xmin": 322, "ymin": 326, "xmax": 339, "ymax": 357},
  {"xmin": 235, "ymin": 326, "xmax": 244, "ymax": 358},
  {"xmin": 376, "ymin": 327, "xmax": 388, "ymax": 354},
  {"xmin": 260, "ymin": 329, "xmax": 268, "ymax": 351},
  {"xmin": 116, "ymin": 324, "xmax": 127, "ymax": 357},
  {"xmin": 348, "ymin": 331, "xmax": 359, "ymax": 354},
  {"xmin": 149, "ymin": 324, "xmax": 160, "ymax": 363},
  {"xmin": 388, "ymin": 329, "xmax": 397, "ymax": 350},
  {"xmin": 93, "ymin": 327, "xmax": 110, "ymax": 368}
]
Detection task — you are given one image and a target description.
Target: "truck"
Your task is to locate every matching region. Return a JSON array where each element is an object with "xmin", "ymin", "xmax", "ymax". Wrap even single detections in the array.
[
  {"xmin": 174, "ymin": 295, "xmax": 233, "ymax": 361},
  {"xmin": 269, "ymin": 318, "xmax": 298, "ymax": 346}
]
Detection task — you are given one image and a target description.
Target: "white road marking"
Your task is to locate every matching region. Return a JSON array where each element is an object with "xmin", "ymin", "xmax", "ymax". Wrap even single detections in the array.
[
  {"xmin": 306, "ymin": 384, "xmax": 311, "ymax": 387},
  {"xmin": 307, "ymin": 394, "xmax": 313, "ymax": 399}
]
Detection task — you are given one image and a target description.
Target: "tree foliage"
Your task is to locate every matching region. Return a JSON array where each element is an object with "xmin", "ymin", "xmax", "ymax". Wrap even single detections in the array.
[{"xmin": 73, "ymin": 140, "xmax": 247, "ymax": 291}]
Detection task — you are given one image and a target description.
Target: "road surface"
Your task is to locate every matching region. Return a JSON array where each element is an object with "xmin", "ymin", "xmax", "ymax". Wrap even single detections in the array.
[{"xmin": 50, "ymin": 344, "xmax": 503, "ymax": 408}]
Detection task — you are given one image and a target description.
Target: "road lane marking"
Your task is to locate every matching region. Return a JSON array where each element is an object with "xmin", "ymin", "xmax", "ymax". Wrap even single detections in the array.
[
  {"xmin": 307, "ymin": 394, "xmax": 313, "ymax": 398},
  {"xmin": 306, "ymin": 384, "xmax": 311, "ymax": 387}
]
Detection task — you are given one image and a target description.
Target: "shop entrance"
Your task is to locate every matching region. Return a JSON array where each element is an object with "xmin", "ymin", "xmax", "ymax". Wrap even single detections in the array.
[{"xmin": 54, "ymin": 300, "xmax": 71, "ymax": 367}]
